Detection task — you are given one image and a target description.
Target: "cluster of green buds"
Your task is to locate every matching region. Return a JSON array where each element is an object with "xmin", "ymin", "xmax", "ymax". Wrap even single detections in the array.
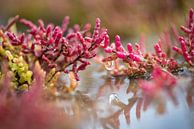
[
  {"xmin": 7, "ymin": 52, "xmax": 32, "ymax": 91},
  {"xmin": 0, "ymin": 31, "xmax": 32, "ymax": 92}
]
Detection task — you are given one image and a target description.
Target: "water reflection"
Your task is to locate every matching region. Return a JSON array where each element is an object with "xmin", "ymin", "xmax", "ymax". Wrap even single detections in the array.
[{"xmin": 53, "ymin": 63, "xmax": 194, "ymax": 129}]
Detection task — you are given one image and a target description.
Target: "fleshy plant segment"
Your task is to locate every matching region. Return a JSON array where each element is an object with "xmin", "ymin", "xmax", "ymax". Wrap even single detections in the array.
[{"xmin": 173, "ymin": 8, "xmax": 194, "ymax": 66}]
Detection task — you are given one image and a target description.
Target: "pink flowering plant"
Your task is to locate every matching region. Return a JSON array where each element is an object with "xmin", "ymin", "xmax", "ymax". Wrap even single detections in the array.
[
  {"xmin": 100, "ymin": 8, "xmax": 194, "ymax": 79},
  {"xmin": 0, "ymin": 15, "xmax": 109, "ymax": 93},
  {"xmin": 5, "ymin": 17, "xmax": 107, "ymax": 80}
]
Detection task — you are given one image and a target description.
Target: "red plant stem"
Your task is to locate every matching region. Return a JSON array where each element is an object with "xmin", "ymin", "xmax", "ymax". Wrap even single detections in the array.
[{"xmin": 47, "ymin": 41, "xmax": 97, "ymax": 83}]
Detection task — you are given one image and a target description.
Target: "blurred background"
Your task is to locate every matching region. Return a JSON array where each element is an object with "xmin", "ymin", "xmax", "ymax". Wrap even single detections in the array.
[{"xmin": 0, "ymin": 0, "xmax": 193, "ymax": 39}]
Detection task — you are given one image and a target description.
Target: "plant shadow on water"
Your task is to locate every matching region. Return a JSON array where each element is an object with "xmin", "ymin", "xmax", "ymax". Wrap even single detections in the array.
[{"xmin": 53, "ymin": 62, "xmax": 194, "ymax": 129}]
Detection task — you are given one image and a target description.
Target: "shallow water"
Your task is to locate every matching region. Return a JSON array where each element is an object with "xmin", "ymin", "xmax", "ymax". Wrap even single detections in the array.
[{"xmin": 57, "ymin": 62, "xmax": 194, "ymax": 129}]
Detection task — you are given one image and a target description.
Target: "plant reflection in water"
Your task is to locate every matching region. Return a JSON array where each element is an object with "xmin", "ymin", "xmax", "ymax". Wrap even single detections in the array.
[{"xmin": 49, "ymin": 67, "xmax": 194, "ymax": 129}]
